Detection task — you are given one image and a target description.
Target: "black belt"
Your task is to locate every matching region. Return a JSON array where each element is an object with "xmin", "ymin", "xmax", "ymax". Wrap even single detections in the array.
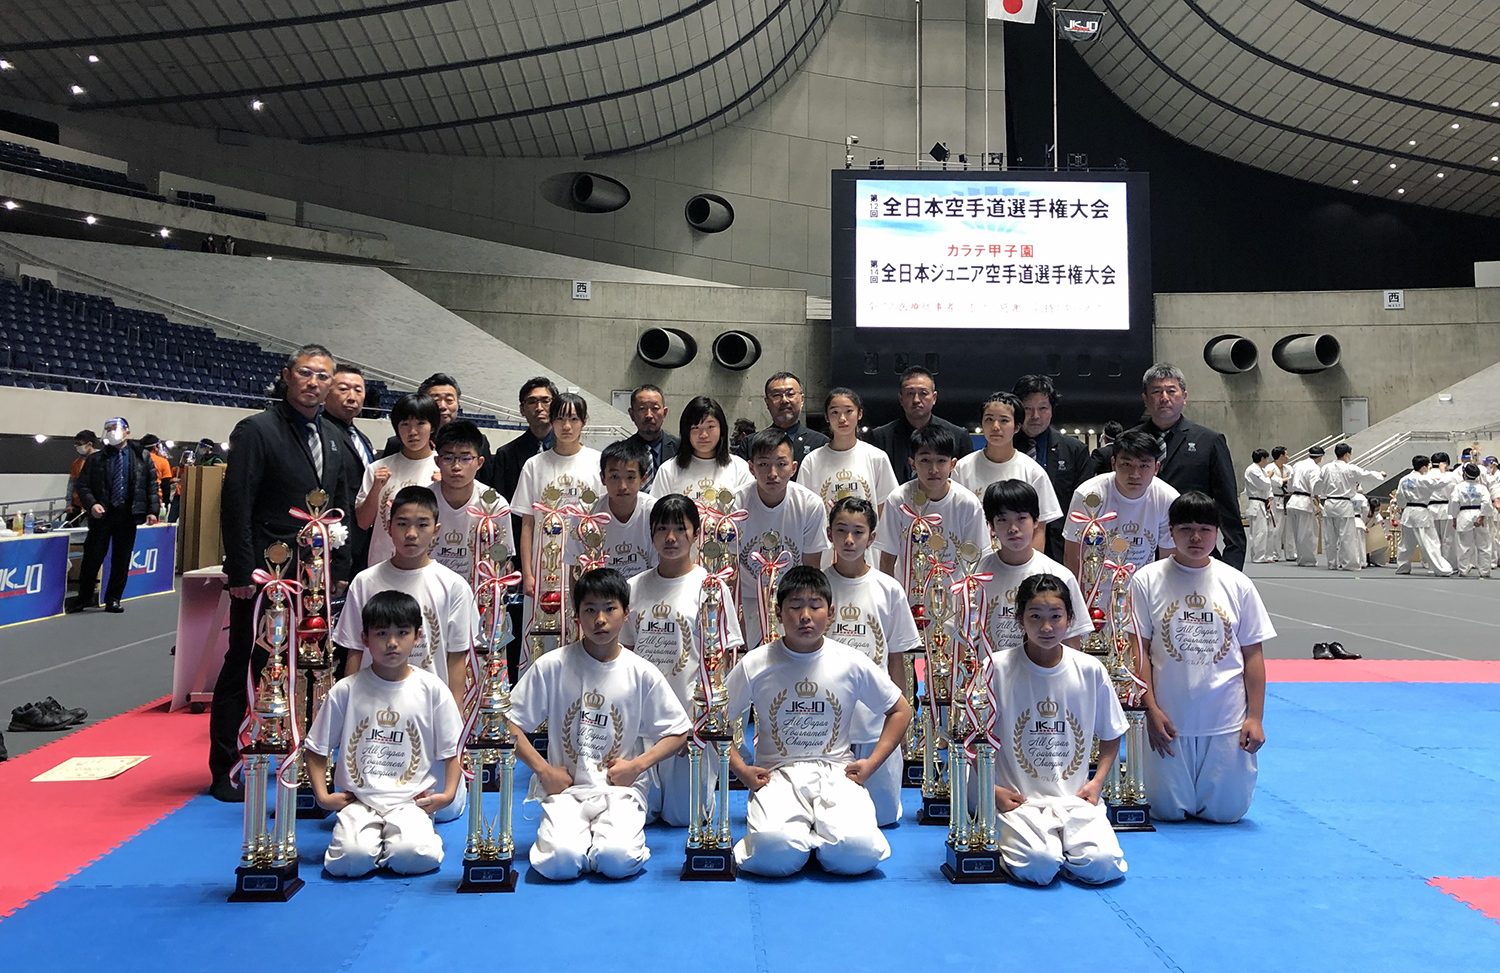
[
  {"xmin": 1461, "ymin": 505, "xmax": 1482, "ymax": 511},
  {"xmin": 1325, "ymin": 496, "xmax": 1352, "ymax": 502},
  {"xmin": 1292, "ymin": 491, "xmax": 1311, "ymax": 497}
]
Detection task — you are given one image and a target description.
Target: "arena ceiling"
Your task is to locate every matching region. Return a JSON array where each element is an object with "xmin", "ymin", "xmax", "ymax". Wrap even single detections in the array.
[{"xmin": 0, "ymin": 1, "xmax": 1497, "ymax": 215}]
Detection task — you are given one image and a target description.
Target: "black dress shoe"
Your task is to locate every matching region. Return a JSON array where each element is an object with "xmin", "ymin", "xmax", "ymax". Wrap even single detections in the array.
[
  {"xmin": 1312, "ymin": 642, "xmax": 1332, "ymax": 660},
  {"xmin": 1326, "ymin": 641, "xmax": 1362, "ymax": 660},
  {"xmin": 104, "ymin": 601, "xmax": 124, "ymax": 613},
  {"xmin": 7, "ymin": 701, "xmax": 77, "ymax": 731},
  {"xmin": 38, "ymin": 697, "xmax": 87, "ymax": 726},
  {"xmin": 66, "ymin": 597, "xmax": 91, "ymax": 613},
  {"xmin": 209, "ymin": 778, "xmax": 245, "ymax": 803}
]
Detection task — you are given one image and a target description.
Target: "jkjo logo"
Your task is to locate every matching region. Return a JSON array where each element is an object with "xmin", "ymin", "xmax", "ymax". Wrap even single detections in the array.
[
  {"xmin": 0, "ymin": 562, "xmax": 44, "ymax": 597},
  {"xmin": 129, "ymin": 548, "xmax": 159, "ymax": 575}
]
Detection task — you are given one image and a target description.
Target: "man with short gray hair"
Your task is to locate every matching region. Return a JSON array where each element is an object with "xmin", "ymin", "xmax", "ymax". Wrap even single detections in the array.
[{"xmin": 1131, "ymin": 363, "xmax": 1246, "ymax": 569}]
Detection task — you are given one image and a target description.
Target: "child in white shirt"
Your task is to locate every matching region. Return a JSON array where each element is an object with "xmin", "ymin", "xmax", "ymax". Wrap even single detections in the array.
[
  {"xmin": 305, "ymin": 589, "xmax": 464, "ymax": 877},
  {"xmin": 565, "ymin": 439, "xmax": 657, "ymax": 581},
  {"xmin": 432, "ymin": 420, "xmax": 514, "ymax": 582},
  {"xmin": 797, "ymin": 388, "xmax": 898, "ymax": 567},
  {"xmin": 977, "ymin": 479, "xmax": 1092, "ymax": 654},
  {"xmin": 952, "ymin": 391, "xmax": 1060, "ymax": 551},
  {"xmin": 509, "ymin": 568, "xmax": 692, "ymax": 880},
  {"xmin": 356, "ymin": 392, "xmax": 441, "ymax": 569},
  {"xmin": 650, "ymin": 395, "xmax": 754, "ymax": 508},
  {"xmin": 1063, "ymin": 429, "xmax": 1179, "ymax": 601},
  {"xmin": 728, "ymin": 566, "xmax": 913, "ymax": 876}
]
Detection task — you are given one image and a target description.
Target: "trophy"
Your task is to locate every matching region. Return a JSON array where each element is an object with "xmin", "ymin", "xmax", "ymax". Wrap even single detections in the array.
[
  {"xmin": 915, "ymin": 531, "xmax": 959, "ymax": 826},
  {"xmin": 1069, "ymin": 493, "xmax": 1115, "ymax": 659},
  {"xmin": 696, "ymin": 495, "xmax": 748, "ymax": 784},
  {"xmin": 681, "ymin": 569, "xmax": 737, "ymax": 880},
  {"xmin": 943, "ymin": 552, "xmax": 1005, "ymax": 883},
  {"xmin": 1101, "ymin": 539, "xmax": 1155, "ymax": 832},
  {"xmin": 457, "ymin": 651, "xmax": 519, "ymax": 892},
  {"xmin": 469, "ymin": 488, "xmax": 518, "ymax": 793},
  {"xmin": 1385, "ymin": 499, "xmax": 1401, "ymax": 564},
  {"xmin": 526, "ymin": 489, "xmax": 585, "ymax": 749},
  {"xmin": 898, "ymin": 496, "xmax": 941, "ymax": 790},
  {"xmin": 230, "ymin": 543, "xmax": 304, "ymax": 902},
  {"xmin": 292, "ymin": 488, "xmax": 342, "ymax": 818},
  {"xmin": 748, "ymin": 542, "xmax": 792, "ymax": 645}
]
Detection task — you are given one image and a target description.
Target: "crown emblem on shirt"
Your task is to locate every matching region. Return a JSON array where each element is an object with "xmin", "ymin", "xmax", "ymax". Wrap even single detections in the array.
[
  {"xmin": 1185, "ymin": 592, "xmax": 1207, "ymax": 608},
  {"xmin": 443, "ymin": 528, "xmax": 465, "ymax": 545},
  {"xmin": 614, "ymin": 541, "xmax": 635, "ymax": 555},
  {"xmin": 1005, "ymin": 587, "xmax": 1018, "ymax": 604},
  {"xmin": 1120, "ymin": 521, "xmax": 1141, "ymax": 535},
  {"xmin": 794, "ymin": 678, "xmax": 819, "ymax": 698},
  {"xmin": 652, "ymin": 603, "xmax": 673, "ymax": 619},
  {"xmin": 583, "ymin": 689, "xmax": 605, "ymax": 710},
  {"xmin": 697, "ymin": 477, "xmax": 716, "ymax": 490},
  {"xmin": 375, "ymin": 707, "xmax": 400, "ymax": 728},
  {"xmin": 558, "ymin": 474, "xmax": 575, "ymax": 488},
  {"xmin": 1037, "ymin": 697, "xmax": 1060, "ymax": 718},
  {"xmin": 840, "ymin": 604, "xmax": 862, "ymax": 620},
  {"xmin": 836, "ymin": 469, "xmax": 853, "ymax": 480}
]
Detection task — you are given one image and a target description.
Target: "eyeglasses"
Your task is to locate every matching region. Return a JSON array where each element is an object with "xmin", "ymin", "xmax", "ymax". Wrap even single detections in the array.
[
  {"xmin": 766, "ymin": 389, "xmax": 802, "ymax": 401},
  {"xmin": 293, "ymin": 366, "xmax": 332, "ymax": 382},
  {"xmin": 522, "ymin": 395, "xmax": 553, "ymax": 408},
  {"xmin": 437, "ymin": 453, "xmax": 479, "ymax": 465}
]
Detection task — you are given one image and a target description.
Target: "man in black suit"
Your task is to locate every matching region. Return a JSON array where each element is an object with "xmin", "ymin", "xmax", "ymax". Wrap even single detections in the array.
[
  {"xmin": 70, "ymin": 416, "xmax": 160, "ymax": 613},
  {"xmin": 864, "ymin": 365, "xmax": 973, "ymax": 482},
  {"xmin": 1014, "ymin": 374, "xmax": 1090, "ymax": 563},
  {"xmin": 491, "ymin": 376, "xmax": 559, "ymax": 680},
  {"xmin": 623, "ymin": 383, "xmax": 679, "ymax": 487},
  {"xmin": 324, "ymin": 363, "xmax": 375, "ymax": 574},
  {"xmin": 209, "ymin": 344, "xmax": 355, "ymax": 802},
  {"xmin": 378, "ymin": 372, "xmax": 494, "ymax": 483},
  {"xmin": 1132, "ymin": 362, "xmax": 1246, "ymax": 569},
  {"xmin": 733, "ymin": 371, "xmax": 829, "ymax": 464}
]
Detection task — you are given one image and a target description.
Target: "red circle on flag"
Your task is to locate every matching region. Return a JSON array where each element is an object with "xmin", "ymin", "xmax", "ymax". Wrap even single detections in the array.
[{"xmin": 1004, "ymin": 0, "xmax": 1025, "ymax": 12}]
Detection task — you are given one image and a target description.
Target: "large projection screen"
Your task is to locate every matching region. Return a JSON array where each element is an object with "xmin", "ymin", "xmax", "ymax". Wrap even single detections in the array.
[{"xmin": 831, "ymin": 169, "xmax": 1154, "ymax": 424}]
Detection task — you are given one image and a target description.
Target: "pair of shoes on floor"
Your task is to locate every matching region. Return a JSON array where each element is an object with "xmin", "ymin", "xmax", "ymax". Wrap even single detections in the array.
[
  {"xmin": 8, "ymin": 697, "xmax": 88, "ymax": 731},
  {"xmin": 105, "ymin": 600, "xmax": 124, "ymax": 613},
  {"xmin": 1312, "ymin": 641, "xmax": 1362, "ymax": 660},
  {"xmin": 209, "ymin": 777, "xmax": 245, "ymax": 803}
]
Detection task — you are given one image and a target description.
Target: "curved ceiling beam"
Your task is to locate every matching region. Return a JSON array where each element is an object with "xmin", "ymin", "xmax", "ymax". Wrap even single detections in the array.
[
  {"xmin": 3, "ymin": 0, "xmax": 458, "ymax": 53},
  {"xmin": 589, "ymin": 0, "xmax": 835, "ymax": 157},
  {"xmin": 1295, "ymin": 0, "xmax": 1500, "ymax": 67},
  {"xmin": 77, "ymin": 0, "xmax": 720, "ymax": 112},
  {"xmin": 301, "ymin": 0, "xmax": 799, "ymax": 145},
  {"xmin": 1178, "ymin": 0, "xmax": 1500, "ymax": 126},
  {"xmin": 1098, "ymin": 0, "xmax": 1498, "ymax": 177}
]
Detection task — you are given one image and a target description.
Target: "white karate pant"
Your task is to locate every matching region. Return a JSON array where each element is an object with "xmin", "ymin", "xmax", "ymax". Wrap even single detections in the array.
[
  {"xmin": 1248, "ymin": 501, "xmax": 1273, "ymax": 563},
  {"xmin": 1288, "ymin": 510, "xmax": 1319, "ymax": 566},
  {"xmin": 530, "ymin": 786, "xmax": 649, "ymax": 880},
  {"xmin": 1323, "ymin": 515, "xmax": 1363, "ymax": 571},
  {"xmin": 1277, "ymin": 500, "xmax": 1296, "ymax": 560},
  {"xmin": 1144, "ymin": 733, "xmax": 1257, "ymax": 824},
  {"xmin": 1395, "ymin": 524, "xmax": 1452, "ymax": 576},
  {"xmin": 852, "ymin": 740, "xmax": 902, "ymax": 827},
  {"xmin": 1489, "ymin": 516, "xmax": 1500, "ymax": 568},
  {"xmin": 324, "ymin": 801, "xmax": 444, "ymax": 877},
  {"xmin": 1455, "ymin": 526, "xmax": 1493, "ymax": 576},
  {"xmin": 1438, "ymin": 518, "xmax": 1458, "ymax": 569},
  {"xmin": 735, "ymin": 761, "xmax": 890, "ymax": 876},
  {"xmin": 647, "ymin": 750, "xmax": 716, "ymax": 828},
  {"xmin": 999, "ymin": 796, "xmax": 1127, "ymax": 886}
]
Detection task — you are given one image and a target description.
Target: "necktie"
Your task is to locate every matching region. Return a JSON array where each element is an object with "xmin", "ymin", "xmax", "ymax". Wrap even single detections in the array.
[
  {"xmin": 109, "ymin": 448, "xmax": 128, "ymax": 506},
  {"xmin": 306, "ymin": 420, "xmax": 324, "ymax": 480},
  {"xmin": 352, "ymin": 433, "xmax": 372, "ymax": 467}
]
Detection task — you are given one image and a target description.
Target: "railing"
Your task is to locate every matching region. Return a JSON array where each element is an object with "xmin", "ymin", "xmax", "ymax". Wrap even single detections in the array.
[
  {"xmin": 1291, "ymin": 432, "xmax": 1346, "ymax": 463},
  {"xmin": 0, "ymin": 365, "xmax": 264, "ymax": 407},
  {"xmin": 0, "ymin": 495, "xmax": 76, "ymax": 526},
  {"xmin": 1353, "ymin": 431, "xmax": 1412, "ymax": 471}
]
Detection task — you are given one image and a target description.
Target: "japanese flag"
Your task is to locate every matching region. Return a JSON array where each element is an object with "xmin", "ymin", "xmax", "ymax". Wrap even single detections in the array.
[{"xmin": 988, "ymin": 0, "xmax": 1039, "ymax": 24}]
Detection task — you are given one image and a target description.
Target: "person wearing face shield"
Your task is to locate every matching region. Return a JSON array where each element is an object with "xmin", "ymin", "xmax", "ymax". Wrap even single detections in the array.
[
  {"xmin": 70, "ymin": 418, "xmax": 161, "ymax": 613},
  {"xmin": 66, "ymin": 429, "xmax": 97, "ymax": 518}
]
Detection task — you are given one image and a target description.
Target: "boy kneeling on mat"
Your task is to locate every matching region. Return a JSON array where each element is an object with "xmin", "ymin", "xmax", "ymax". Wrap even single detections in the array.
[
  {"xmin": 304, "ymin": 590, "xmax": 464, "ymax": 877},
  {"xmin": 728, "ymin": 566, "xmax": 912, "ymax": 876}
]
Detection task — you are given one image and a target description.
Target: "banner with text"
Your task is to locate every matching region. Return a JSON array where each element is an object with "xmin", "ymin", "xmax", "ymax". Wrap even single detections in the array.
[
  {"xmin": 0, "ymin": 534, "xmax": 68, "ymax": 626},
  {"xmin": 102, "ymin": 524, "xmax": 178, "ymax": 600}
]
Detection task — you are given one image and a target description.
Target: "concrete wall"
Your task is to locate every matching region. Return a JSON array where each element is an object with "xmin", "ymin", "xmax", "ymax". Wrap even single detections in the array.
[
  {"xmin": 0, "ymin": 0, "xmax": 1005, "ymax": 295},
  {"xmin": 391, "ymin": 269, "xmax": 826, "ymax": 429},
  {"xmin": 1155, "ymin": 286, "xmax": 1500, "ymax": 470}
]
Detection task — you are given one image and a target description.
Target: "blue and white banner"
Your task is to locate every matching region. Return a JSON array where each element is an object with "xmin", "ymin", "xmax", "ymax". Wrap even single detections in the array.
[
  {"xmin": 102, "ymin": 524, "xmax": 177, "ymax": 600},
  {"xmin": 0, "ymin": 534, "xmax": 69, "ymax": 625}
]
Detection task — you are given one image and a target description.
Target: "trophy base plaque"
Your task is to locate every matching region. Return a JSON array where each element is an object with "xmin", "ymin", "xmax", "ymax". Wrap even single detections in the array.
[
  {"xmin": 229, "ymin": 863, "xmax": 303, "ymax": 902},
  {"xmin": 1107, "ymin": 801, "xmax": 1156, "ymax": 832},
  {"xmin": 681, "ymin": 848, "xmax": 737, "ymax": 881},
  {"xmin": 295, "ymin": 785, "xmax": 331, "ymax": 819},
  {"xmin": 457, "ymin": 856, "xmax": 518, "ymax": 893},
  {"xmin": 901, "ymin": 760, "xmax": 924, "ymax": 788},
  {"xmin": 916, "ymin": 796, "xmax": 951, "ymax": 825},
  {"xmin": 526, "ymin": 731, "xmax": 548, "ymax": 753},
  {"xmin": 480, "ymin": 759, "xmax": 502, "ymax": 793},
  {"xmin": 941, "ymin": 843, "xmax": 1007, "ymax": 884}
]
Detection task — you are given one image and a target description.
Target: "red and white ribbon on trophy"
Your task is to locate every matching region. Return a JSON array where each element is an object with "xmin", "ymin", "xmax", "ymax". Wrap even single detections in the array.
[
  {"xmin": 900, "ymin": 503, "xmax": 944, "ymax": 594},
  {"xmin": 1067, "ymin": 507, "xmax": 1118, "ymax": 611},
  {"xmin": 1102, "ymin": 558, "xmax": 1150, "ymax": 705},
  {"xmin": 522, "ymin": 499, "xmax": 585, "ymax": 671},
  {"xmin": 232, "ymin": 566, "xmax": 303, "ymax": 786},
  {"xmin": 693, "ymin": 565, "xmax": 737, "ymax": 748},
  {"xmin": 749, "ymin": 549, "xmax": 793, "ymax": 645}
]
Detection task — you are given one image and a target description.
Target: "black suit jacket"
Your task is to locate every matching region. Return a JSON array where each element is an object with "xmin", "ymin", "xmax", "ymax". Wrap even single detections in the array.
[
  {"xmin": 625, "ymin": 431, "xmax": 680, "ymax": 488},
  {"xmin": 1023, "ymin": 428, "xmax": 1090, "ymax": 562},
  {"xmin": 864, "ymin": 414, "xmax": 974, "ymax": 483},
  {"xmin": 77, "ymin": 442, "xmax": 160, "ymax": 517},
  {"xmin": 733, "ymin": 421, "xmax": 828, "ymax": 465},
  {"xmin": 1130, "ymin": 415, "xmax": 1246, "ymax": 570},
  {"xmin": 221, "ymin": 400, "xmax": 355, "ymax": 587},
  {"xmin": 327, "ymin": 414, "xmax": 375, "ymax": 574}
]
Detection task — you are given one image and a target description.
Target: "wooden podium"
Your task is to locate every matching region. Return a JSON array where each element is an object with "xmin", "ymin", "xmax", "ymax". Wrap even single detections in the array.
[{"xmin": 178, "ymin": 465, "xmax": 226, "ymax": 572}]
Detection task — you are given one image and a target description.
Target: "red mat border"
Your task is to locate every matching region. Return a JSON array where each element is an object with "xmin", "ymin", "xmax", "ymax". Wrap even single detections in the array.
[
  {"xmin": 1428, "ymin": 877, "xmax": 1500, "ymax": 925},
  {"xmin": 0, "ymin": 695, "xmax": 206, "ymax": 920},
  {"xmin": 1266, "ymin": 660, "xmax": 1500, "ymax": 683}
]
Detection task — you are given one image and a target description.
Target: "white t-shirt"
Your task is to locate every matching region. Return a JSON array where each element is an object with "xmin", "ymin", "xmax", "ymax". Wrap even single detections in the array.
[
  {"xmin": 433, "ymin": 482, "xmax": 514, "ymax": 582},
  {"xmin": 976, "ymin": 550, "xmax": 1094, "ymax": 653},
  {"xmin": 874, "ymin": 481, "xmax": 990, "ymax": 582},
  {"xmin": 952, "ymin": 450, "xmax": 1062, "ymax": 524},
  {"xmin": 622, "ymin": 565, "xmax": 745, "ymax": 712},
  {"xmin": 825, "ymin": 568, "xmax": 922, "ymax": 742},
  {"xmin": 726, "ymin": 637, "xmax": 903, "ymax": 770},
  {"xmin": 797, "ymin": 442, "xmax": 899, "ymax": 566},
  {"xmin": 564, "ymin": 494, "xmax": 657, "ymax": 581},
  {"xmin": 1128, "ymin": 558, "xmax": 1277, "ymax": 737},
  {"xmin": 305, "ymin": 666, "xmax": 464, "ymax": 813},
  {"xmin": 509, "ymin": 642, "xmax": 691, "ymax": 800},
  {"xmin": 650, "ymin": 454, "xmax": 754, "ymax": 508},
  {"xmin": 357, "ymin": 452, "xmax": 440, "ymax": 568},
  {"xmin": 990, "ymin": 646, "xmax": 1127, "ymax": 801},
  {"xmin": 512, "ymin": 447, "xmax": 604, "ymax": 634},
  {"xmin": 334, "ymin": 559, "xmax": 478, "ymax": 686},
  {"xmin": 735, "ymin": 481, "xmax": 832, "ymax": 649},
  {"xmin": 1063, "ymin": 472, "xmax": 1179, "ymax": 575}
]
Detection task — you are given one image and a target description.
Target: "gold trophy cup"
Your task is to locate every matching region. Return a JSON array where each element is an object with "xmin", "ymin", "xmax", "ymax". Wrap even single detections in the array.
[
  {"xmin": 292, "ymin": 488, "xmax": 336, "ymax": 818},
  {"xmin": 457, "ymin": 651, "xmax": 519, "ymax": 892},
  {"xmin": 942, "ymin": 556, "xmax": 1005, "ymax": 882},
  {"xmin": 681, "ymin": 572, "xmax": 737, "ymax": 880},
  {"xmin": 1101, "ymin": 536, "xmax": 1155, "ymax": 832}
]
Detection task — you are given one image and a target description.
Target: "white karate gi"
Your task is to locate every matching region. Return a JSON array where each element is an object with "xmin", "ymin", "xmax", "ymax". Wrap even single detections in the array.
[
  {"xmin": 1449, "ymin": 477, "xmax": 1494, "ymax": 577},
  {"xmin": 1394, "ymin": 472, "xmax": 1452, "ymax": 576},
  {"xmin": 1431, "ymin": 467, "xmax": 1458, "ymax": 568},
  {"xmin": 1284, "ymin": 457, "xmax": 1323, "ymax": 566},
  {"xmin": 1271, "ymin": 462, "xmax": 1295, "ymax": 560},
  {"xmin": 1243, "ymin": 462, "xmax": 1276, "ymax": 564},
  {"xmin": 325, "ymin": 802, "xmax": 446, "ymax": 876},
  {"xmin": 1316, "ymin": 460, "xmax": 1384, "ymax": 571}
]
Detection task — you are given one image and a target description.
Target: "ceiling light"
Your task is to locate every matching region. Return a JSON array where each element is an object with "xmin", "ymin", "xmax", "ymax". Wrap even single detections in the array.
[
  {"xmin": 158, "ymin": 228, "xmax": 170, "ymax": 238},
  {"xmin": 1493, "ymin": 102, "xmax": 1499, "ymax": 108},
  {"xmin": 2, "ymin": 200, "xmax": 16, "ymax": 210},
  {"xmin": 1493, "ymin": 156, "xmax": 1499, "ymax": 162},
  {"xmin": 220, "ymin": 442, "xmax": 230, "ymax": 450},
  {"xmin": 1437, "ymin": 173, "xmax": 1445, "ymax": 179},
  {"xmin": 1351, "ymin": 179, "xmax": 1359, "ymax": 185},
  {"xmin": 0, "ymin": 60, "xmax": 12, "ymax": 71},
  {"xmin": 250, "ymin": 99, "xmax": 264, "ymax": 111},
  {"xmin": 1389, "ymin": 163, "xmax": 1398, "ymax": 169},
  {"xmin": 1408, "ymin": 140, "xmax": 1417, "ymax": 145},
  {"xmin": 1398, "ymin": 188, "xmax": 1406, "ymax": 194},
  {"xmin": 86, "ymin": 54, "xmax": 99, "ymax": 64},
  {"xmin": 1452, "ymin": 123, "xmax": 1461, "ymax": 129},
  {"xmin": 69, "ymin": 84, "xmax": 85, "ymax": 96},
  {"xmin": 33, "ymin": 434, "xmax": 47, "ymax": 444},
  {"xmin": 84, "ymin": 215, "xmax": 97, "ymax": 224}
]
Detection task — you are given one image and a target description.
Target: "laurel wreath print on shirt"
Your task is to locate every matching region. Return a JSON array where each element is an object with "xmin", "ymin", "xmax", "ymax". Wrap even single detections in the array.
[
  {"xmin": 768, "ymin": 689, "xmax": 789, "ymax": 755},
  {"xmin": 1013, "ymin": 708, "xmax": 1038, "ymax": 778},
  {"xmin": 560, "ymin": 699, "xmax": 582, "ymax": 765},
  {"xmin": 820, "ymin": 691, "xmax": 844, "ymax": 755},
  {"xmin": 1161, "ymin": 600, "xmax": 1182, "ymax": 662},
  {"xmin": 346, "ymin": 718, "xmax": 369, "ymax": 787},
  {"xmin": 1212, "ymin": 601, "xmax": 1234, "ymax": 663},
  {"xmin": 672, "ymin": 613, "xmax": 693, "ymax": 677},
  {"xmin": 396, "ymin": 718, "xmax": 422, "ymax": 786},
  {"xmin": 1063, "ymin": 710, "xmax": 1087, "ymax": 779},
  {"xmin": 868, "ymin": 614, "xmax": 887, "ymax": 666},
  {"xmin": 598, "ymin": 705, "xmax": 624, "ymax": 771}
]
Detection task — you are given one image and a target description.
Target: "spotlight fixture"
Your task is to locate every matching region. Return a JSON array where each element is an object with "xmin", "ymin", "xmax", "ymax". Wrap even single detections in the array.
[
  {"xmin": 1351, "ymin": 179, "xmax": 1359, "ymax": 185},
  {"xmin": 989, "ymin": 152, "xmax": 1004, "ymax": 167},
  {"xmin": 69, "ymin": 84, "xmax": 85, "ymax": 96},
  {"xmin": 844, "ymin": 134, "xmax": 859, "ymax": 169},
  {"xmin": 1493, "ymin": 156, "xmax": 1499, "ymax": 162},
  {"xmin": 34, "ymin": 434, "xmax": 47, "ymax": 444},
  {"xmin": 0, "ymin": 60, "xmax": 12, "ymax": 70},
  {"xmin": 1398, "ymin": 188, "xmax": 1406, "ymax": 194},
  {"xmin": 1066, "ymin": 152, "xmax": 1089, "ymax": 169},
  {"xmin": 2, "ymin": 200, "xmax": 17, "ymax": 210},
  {"xmin": 84, "ymin": 215, "xmax": 97, "ymax": 224},
  {"xmin": 251, "ymin": 99, "xmax": 264, "ymax": 111},
  {"xmin": 1437, "ymin": 172, "xmax": 1445, "ymax": 179},
  {"xmin": 929, "ymin": 141, "xmax": 950, "ymax": 164},
  {"xmin": 1408, "ymin": 140, "xmax": 1417, "ymax": 146},
  {"xmin": 87, "ymin": 54, "xmax": 99, "ymax": 64},
  {"xmin": 1389, "ymin": 163, "xmax": 1398, "ymax": 169},
  {"xmin": 1452, "ymin": 123, "xmax": 1461, "ymax": 129},
  {"xmin": 867, "ymin": 157, "xmax": 885, "ymax": 169}
]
